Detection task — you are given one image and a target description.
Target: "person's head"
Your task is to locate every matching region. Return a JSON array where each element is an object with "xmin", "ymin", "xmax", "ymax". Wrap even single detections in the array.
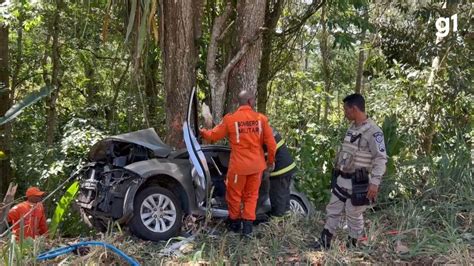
[
  {"xmin": 26, "ymin": 187, "xmax": 45, "ymax": 203},
  {"xmin": 343, "ymin": 93, "xmax": 365, "ymax": 121},
  {"xmin": 238, "ymin": 90, "xmax": 256, "ymax": 108}
]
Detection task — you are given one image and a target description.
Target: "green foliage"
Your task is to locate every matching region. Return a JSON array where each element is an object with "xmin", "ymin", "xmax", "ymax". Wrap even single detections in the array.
[
  {"xmin": 0, "ymin": 85, "xmax": 53, "ymax": 126},
  {"xmin": 49, "ymin": 180, "xmax": 79, "ymax": 238}
]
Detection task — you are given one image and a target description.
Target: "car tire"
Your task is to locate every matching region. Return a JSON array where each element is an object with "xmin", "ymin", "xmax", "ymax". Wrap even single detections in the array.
[
  {"xmin": 289, "ymin": 195, "xmax": 308, "ymax": 216},
  {"xmin": 128, "ymin": 186, "xmax": 183, "ymax": 241}
]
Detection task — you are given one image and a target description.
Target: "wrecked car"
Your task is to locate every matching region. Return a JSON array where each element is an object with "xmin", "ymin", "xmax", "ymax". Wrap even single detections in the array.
[{"xmin": 74, "ymin": 87, "xmax": 313, "ymax": 241}]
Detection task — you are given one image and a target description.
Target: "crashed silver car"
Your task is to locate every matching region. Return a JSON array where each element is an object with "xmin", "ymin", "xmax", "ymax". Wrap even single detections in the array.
[{"xmin": 75, "ymin": 88, "xmax": 313, "ymax": 241}]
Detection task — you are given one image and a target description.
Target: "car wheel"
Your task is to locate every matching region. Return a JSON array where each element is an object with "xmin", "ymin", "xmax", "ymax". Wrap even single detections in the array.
[
  {"xmin": 289, "ymin": 195, "xmax": 308, "ymax": 216},
  {"xmin": 128, "ymin": 186, "xmax": 183, "ymax": 241}
]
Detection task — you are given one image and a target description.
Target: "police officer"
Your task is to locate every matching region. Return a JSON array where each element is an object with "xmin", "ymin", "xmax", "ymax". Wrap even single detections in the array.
[{"xmin": 313, "ymin": 93, "xmax": 387, "ymax": 249}]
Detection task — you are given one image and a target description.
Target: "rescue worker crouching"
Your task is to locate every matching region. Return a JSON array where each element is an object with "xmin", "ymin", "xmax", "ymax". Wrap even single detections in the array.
[
  {"xmin": 258, "ymin": 127, "xmax": 297, "ymax": 218},
  {"xmin": 8, "ymin": 187, "xmax": 48, "ymax": 239},
  {"xmin": 200, "ymin": 90, "xmax": 277, "ymax": 238},
  {"xmin": 313, "ymin": 93, "xmax": 388, "ymax": 250}
]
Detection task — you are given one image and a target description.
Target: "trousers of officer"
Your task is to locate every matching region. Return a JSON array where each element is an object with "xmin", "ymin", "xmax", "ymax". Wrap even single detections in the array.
[{"xmin": 324, "ymin": 175, "xmax": 367, "ymax": 239}]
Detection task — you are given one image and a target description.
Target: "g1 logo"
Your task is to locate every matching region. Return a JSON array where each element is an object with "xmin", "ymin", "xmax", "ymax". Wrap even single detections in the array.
[{"xmin": 436, "ymin": 14, "xmax": 458, "ymax": 38}]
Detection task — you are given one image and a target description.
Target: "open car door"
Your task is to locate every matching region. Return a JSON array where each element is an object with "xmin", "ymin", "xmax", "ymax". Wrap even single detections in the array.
[{"xmin": 183, "ymin": 87, "xmax": 211, "ymax": 207}]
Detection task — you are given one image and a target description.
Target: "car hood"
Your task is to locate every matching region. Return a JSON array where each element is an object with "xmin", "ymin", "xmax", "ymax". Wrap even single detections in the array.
[{"xmin": 89, "ymin": 128, "xmax": 174, "ymax": 160}]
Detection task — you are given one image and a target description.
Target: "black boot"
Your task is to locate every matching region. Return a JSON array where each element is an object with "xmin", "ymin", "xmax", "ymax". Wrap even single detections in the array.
[
  {"xmin": 346, "ymin": 236, "xmax": 358, "ymax": 248},
  {"xmin": 242, "ymin": 220, "xmax": 253, "ymax": 238},
  {"xmin": 227, "ymin": 219, "xmax": 241, "ymax": 233},
  {"xmin": 311, "ymin": 229, "xmax": 333, "ymax": 250}
]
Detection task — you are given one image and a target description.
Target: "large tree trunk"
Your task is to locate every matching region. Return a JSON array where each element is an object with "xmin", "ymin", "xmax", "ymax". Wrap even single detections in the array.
[
  {"xmin": 225, "ymin": 0, "xmax": 266, "ymax": 114},
  {"xmin": 256, "ymin": 0, "xmax": 284, "ymax": 114},
  {"xmin": 46, "ymin": 0, "xmax": 61, "ymax": 147},
  {"xmin": 145, "ymin": 47, "xmax": 159, "ymax": 127},
  {"xmin": 161, "ymin": 0, "xmax": 202, "ymax": 148},
  {"xmin": 0, "ymin": 20, "xmax": 12, "ymax": 194}
]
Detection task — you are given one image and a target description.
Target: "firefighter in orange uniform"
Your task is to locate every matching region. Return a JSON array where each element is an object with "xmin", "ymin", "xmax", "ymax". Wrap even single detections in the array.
[
  {"xmin": 200, "ymin": 90, "xmax": 276, "ymax": 237},
  {"xmin": 8, "ymin": 187, "xmax": 48, "ymax": 239}
]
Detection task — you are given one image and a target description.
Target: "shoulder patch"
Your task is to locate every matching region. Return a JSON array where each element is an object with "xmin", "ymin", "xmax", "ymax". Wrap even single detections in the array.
[
  {"xmin": 373, "ymin": 132, "xmax": 386, "ymax": 152},
  {"xmin": 373, "ymin": 132, "xmax": 384, "ymax": 143}
]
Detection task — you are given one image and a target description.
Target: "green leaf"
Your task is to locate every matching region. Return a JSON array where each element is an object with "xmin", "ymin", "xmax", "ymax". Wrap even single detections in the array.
[
  {"xmin": 0, "ymin": 85, "xmax": 53, "ymax": 126},
  {"xmin": 49, "ymin": 181, "xmax": 80, "ymax": 238},
  {"xmin": 0, "ymin": 150, "xmax": 6, "ymax": 160}
]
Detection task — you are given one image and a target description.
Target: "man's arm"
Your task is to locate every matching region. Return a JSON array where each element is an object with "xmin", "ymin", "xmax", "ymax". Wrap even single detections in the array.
[
  {"xmin": 367, "ymin": 129, "xmax": 388, "ymax": 201},
  {"xmin": 39, "ymin": 210, "xmax": 48, "ymax": 235},
  {"xmin": 199, "ymin": 117, "xmax": 228, "ymax": 143},
  {"xmin": 262, "ymin": 118, "xmax": 277, "ymax": 167},
  {"xmin": 368, "ymin": 130, "xmax": 388, "ymax": 186},
  {"xmin": 7, "ymin": 205, "xmax": 21, "ymax": 224}
]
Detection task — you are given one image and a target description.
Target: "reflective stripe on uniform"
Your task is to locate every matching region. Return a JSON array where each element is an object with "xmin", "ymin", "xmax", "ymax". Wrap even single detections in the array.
[
  {"xmin": 258, "ymin": 120, "xmax": 262, "ymax": 137},
  {"xmin": 270, "ymin": 162, "xmax": 296, "ymax": 177},
  {"xmin": 235, "ymin": 122, "xmax": 240, "ymax": 143},
  {"xmin": 276, "ymin": 139, "xmax": 285, "ymax": 150}
]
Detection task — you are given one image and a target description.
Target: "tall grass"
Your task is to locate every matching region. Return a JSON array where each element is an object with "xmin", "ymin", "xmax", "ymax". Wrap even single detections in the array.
[{"xmin": 0, "ymin": 136, "xmax": 471, "ymax": 264}]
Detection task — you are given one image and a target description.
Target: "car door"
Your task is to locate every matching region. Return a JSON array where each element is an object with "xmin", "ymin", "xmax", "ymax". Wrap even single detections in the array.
[{"xmin": 183, "ymin": 87, "xmax": 211, "ymax": 207}]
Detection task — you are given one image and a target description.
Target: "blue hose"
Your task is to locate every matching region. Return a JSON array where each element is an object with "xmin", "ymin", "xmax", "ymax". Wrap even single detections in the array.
[{"xmin": 36, "ymin": 241, "xmax": 140, "ymax": 266}]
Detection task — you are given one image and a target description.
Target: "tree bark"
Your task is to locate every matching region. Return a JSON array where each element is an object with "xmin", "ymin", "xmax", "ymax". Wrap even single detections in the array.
[
  {"xmin": 355, "ymin": 38, "xmax": 366, "ymax": 94},
  {"xmin": 319, "ymin": 3, "xmax": 331, "ymax": 122},
  {"xmin": 46, "ymin": 0, "xmax": 62, "ymax": 147},
  {"xmin": 225, "ymin": 0, "xmax": 266, "ymax": 114},
  {"xmin": 355, "ymin": 8, "xmax": 368, "ymax": 94},
  {"xmin": 256, "ymin": 0, "xmax": 284, "ymax": 114},
  {"xmin": 206, "ymin": 2, "xmax": 261, "ymax": 124},
  {"xmin": 144, "ymin": 48, "xmax": 159, "ymax": 127},
  {"xmin": 0, "ymin": 20, "xmax": 12, "ymax": 194},
  {"xmin": 161, "ymin": 0, "xmax": 202, "ymax": 148}
]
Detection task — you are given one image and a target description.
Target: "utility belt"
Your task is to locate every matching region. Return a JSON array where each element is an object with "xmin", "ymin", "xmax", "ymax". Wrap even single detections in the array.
[{"xmin": 331, "ymin": 168, "xmax": 370, "ymax": 206}]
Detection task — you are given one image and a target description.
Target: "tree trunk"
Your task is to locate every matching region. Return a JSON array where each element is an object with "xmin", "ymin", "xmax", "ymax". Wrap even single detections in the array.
[
  {"xmin": 355, "ymin": 40, "xmax": 366, "ymax": 94},
  {"xmin": 46, "ymin": 0, "xmax": 61, "ymax": 147},
  {"xmin": 319, "ymin": 4, "xmax": 331, "ymax": 122},
  {"xmin": 421, "ymin": 1, "xmax": 456, "ymax": 156},
  {"xmin": 0, "ymin": 20, "xmax": 12, "ymax": 194},
  {"xmin": 355, "ymin": 8, "xmax": 368, "ymax": 94},
  {"xmin": 144, "ymin": 47, "xmax": 159, "ymax": 127},
  {"xmin": 161, "ymin": 0, "xmax": 202, "ymax": 148},
  {"xmin": 256, "ymin": 0, "xmax": 284, "ymax": 114},
  {"xmin": 225, "ymin": 0, "xmax": 266, "ymax": 114}
]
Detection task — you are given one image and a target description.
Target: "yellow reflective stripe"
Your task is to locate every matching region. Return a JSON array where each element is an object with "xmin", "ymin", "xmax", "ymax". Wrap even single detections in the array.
[
  {"xmin": 270, "ymin": 162, "xmax": 296, "ymax": 177},
  {"xmin": 276, "ymin": 139, "xmax": 285, "ymax": 150}
]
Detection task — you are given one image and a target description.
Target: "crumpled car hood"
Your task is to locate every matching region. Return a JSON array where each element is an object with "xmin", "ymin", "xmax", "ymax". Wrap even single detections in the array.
[{"xmin": 89, "ymin": 128, "xmax": 174, "ymax": 160}]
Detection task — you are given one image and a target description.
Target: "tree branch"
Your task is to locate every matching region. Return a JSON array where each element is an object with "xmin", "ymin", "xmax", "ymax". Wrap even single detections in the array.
[
  {"xmin": 276, "ymin": 0, "xmax": 325, "ymax": 37},
  {"xmin": 206, "ymin": 2, "xmax": 233, "ymax": 90}
]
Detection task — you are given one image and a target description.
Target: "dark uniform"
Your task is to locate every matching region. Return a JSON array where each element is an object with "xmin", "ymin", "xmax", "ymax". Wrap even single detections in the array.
[{"xmin": 260, "ymin": 128, "xmax": 297, "ymax": 216}]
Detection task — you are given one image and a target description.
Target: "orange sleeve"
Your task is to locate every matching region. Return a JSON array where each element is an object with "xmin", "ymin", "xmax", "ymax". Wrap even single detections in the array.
[
  {"xmin": 262, "ymin": 117, "xmax": 276, "ymax": 165},
  {"xmin": 7, "ymin": 205, "xmax": 21, "ymax": 224},
  {"xmin": 200, "ymin": 117, "xmax": 228, "ymax": 143},
  {"xmin": 39, "ymin": 211, "xmax": 48, "ymax": 235}
]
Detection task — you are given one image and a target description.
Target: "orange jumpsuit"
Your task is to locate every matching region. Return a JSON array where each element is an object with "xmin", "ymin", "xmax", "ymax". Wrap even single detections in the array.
[
  {"xmin": 200, "ymin": 105, "xmax": 276, "ymax": 221},
  {"xmin": 8, "ymin": 201, "xmax": 48, "ymax": 239}
]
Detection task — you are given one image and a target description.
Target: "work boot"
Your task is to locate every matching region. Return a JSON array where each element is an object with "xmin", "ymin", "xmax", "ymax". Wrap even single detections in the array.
[
  {"xmin": 241, "ymin": 220, "xmax": 253, "ymax": 238},
  {"xmin": 346, "ymin": 236, "xmax": 358, "ymax": 248},
  {"xmin": 310, "ymin": 228, "xmax": 333, "ymax": 250},
  {"xmin": 227, "ymin": 219, "xmax": 241, "ymax": 233}
]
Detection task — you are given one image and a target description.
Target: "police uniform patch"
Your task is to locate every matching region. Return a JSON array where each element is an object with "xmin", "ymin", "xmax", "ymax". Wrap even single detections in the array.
[{"xmin": 373, "ymin": 132, "xmax": 386, "ymax": 152}]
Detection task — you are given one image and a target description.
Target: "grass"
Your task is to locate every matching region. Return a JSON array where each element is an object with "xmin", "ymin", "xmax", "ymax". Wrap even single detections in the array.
[{"xmin": 1, "ymin": 196, "xmax": 471, "ymax": 265}]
